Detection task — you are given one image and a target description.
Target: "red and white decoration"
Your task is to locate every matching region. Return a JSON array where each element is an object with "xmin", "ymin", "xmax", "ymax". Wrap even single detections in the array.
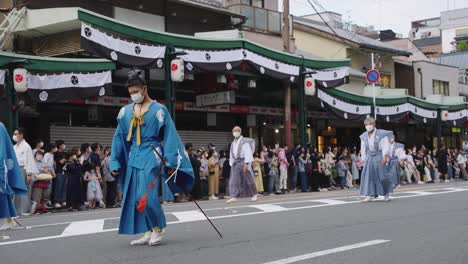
[
  {"xmin": 304, "ymin": 76, "xmax": 316, "ymax": 96},
  {"xmin": 13, "ymin": 68, "xmax": 28, "ymax": 93},
  {"xmin": 170, "ymin": 58, "xmax": 185, "ymax": 82}
]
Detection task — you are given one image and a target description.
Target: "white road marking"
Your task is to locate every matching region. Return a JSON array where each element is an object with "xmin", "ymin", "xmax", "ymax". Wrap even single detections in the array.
[
  {"xmin": 261, "ymin": 239, "xmax": 390, "ymax": 264},
  {"xmin": 407, "ymin": 191, "xmax": 434, "ymax": 196},
  {"xmin": 61, "ymin": 219, "xmax": 105, "ymax": 237},
  {"xmin": 172, "ymin": 210, "xmax": 206, "ymax": 222},
  {"xmin": 315, "ymin": 199, "xmax": 349, "ymax": 205},
  {"xmin": 250, "ymin": 204, "xmax": 287, "ymax": 212},
  {"xmin": 0, "ymin": 186, "xmax": 466, "ymax": 246}
]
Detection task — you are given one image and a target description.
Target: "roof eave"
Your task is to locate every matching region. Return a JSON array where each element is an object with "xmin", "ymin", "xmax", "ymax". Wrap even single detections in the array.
[{"xmin": 359, "ymin": 43, "xmax": 412, "ymax": 57}]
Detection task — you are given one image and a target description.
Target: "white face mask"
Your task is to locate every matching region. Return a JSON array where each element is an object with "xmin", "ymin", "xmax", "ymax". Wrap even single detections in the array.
[
  {"xmin": 131, "ymin": 92, "xmax": 145, "ymax": 104},
  {"xmin": 233, "ymin": 131, "xmax": 241, "ymax": 138},
  {"xmin": 39, "ymin": 142, "xmax": 44, "ymax": 148},
  {"xmin": 390, "ymin": 138, "xmax": 395, "ymax": 143},
  {"xmin": 12, "ymin": 135, "xmax": 18, "ymax": 142},
  {"xmin": 365, "ymin": 125, "xmax": 374, "ymax": 132},
  {"xmin": 62, "ymin": 144, "xmax": 66, "ymax": 150}
]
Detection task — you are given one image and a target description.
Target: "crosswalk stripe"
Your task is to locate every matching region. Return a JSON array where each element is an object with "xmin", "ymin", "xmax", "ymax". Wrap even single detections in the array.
[
  {"xmin": 314, "ymin": 199, "xmax": 349, "ymax": 205},
  {"xmin": 250, "ymin": 204, "xmax": 288, "ymax": 212},
  {"xmin": 61, "ymin": 219, "xmax": 105, "ymax": 237},
  {"xmin": 172, "ymin": 210, "xmax": 206, "ymax": 223}
]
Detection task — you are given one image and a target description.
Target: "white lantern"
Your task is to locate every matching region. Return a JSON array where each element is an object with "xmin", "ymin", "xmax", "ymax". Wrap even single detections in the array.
[
  {"xmin": 248, "ymin": 79, "xmax": 256, "ymax": 88},
  {"xmin": 216, "ymin": 75, "xmax": 227, "ymax": 84},
  {"xmin": 170, "ymin": 58, "xmax": 184, "ymax": 82},
  {"xmin": 304, "ymin": 76, "xmax": 316, "ymax": 96},
  {"xmin": 13, "ymin": 68, "xmax": 28, "ymax": 93},
  {"xmin": 441, "ymin": 110, "xmax": 449, "ymax": 121}
]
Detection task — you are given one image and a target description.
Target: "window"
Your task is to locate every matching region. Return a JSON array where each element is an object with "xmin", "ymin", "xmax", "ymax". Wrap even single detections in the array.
[
  {"xmin": 241, "ymin": 0, "xmax": 264, "ymax": 8},
  {"xmin": 433, "ymin": 80, "xmax": 449, "ymax": 96}
]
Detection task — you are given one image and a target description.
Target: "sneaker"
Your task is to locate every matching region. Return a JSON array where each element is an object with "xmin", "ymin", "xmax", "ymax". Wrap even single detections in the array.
[
  {"xmin": 61, "ymin": 202, "xmax": 67, "ymax": 207},
  {"xmin": 445, "ymin": 179, "xmax": 450, "ymax": 183},
  {"xmin": 54, "ymin": 203, "xmax": 61, "ymax": 208},
  {"xmin": 361, "ymin": 196, "xmax": 372, "ymax": 203},
  {"xmin": 226, "ymin": 198, "xmax": 237, "ymax": 204},
  {"xmin": 45, "ymin": 201, "xmax": 53, "ymax": 209},
  {"xmin": 384, "ymin": 194, "xmax": 391, "ymax": 202},
  {"xmin": 30, "ymin": 201, "xmax": 38, "ymax": 215},
  {"xmin": 251, "ymin": 195, "xmax": 258, "ymax": 202},
  {"xmin": 98, "ymin": 201, "xmax": 106, "ymax": 208},
  {"xmin": 417, "ymin": 181, "xmax": 425, "ymax": 185},
  {"xmin": 209, "ymin": 195, "xmax": 219, "ymax": 200},
  {"xmin": 0, "ymin": 219, "xmax": 17, "ymax": 231},
  {"xmin": 148, "ymin": 228, "xmax": 165, "ymax": 246},
  {"xmin": 130, "ymin": 231, "xmax": 151, "ymax": 246},
  {"xmin": 224, "ymin": 196, "xmax": 230, "ymax": 199}
]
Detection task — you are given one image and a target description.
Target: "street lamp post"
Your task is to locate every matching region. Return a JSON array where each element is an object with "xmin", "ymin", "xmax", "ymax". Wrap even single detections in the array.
[{"xmin": 298, "ymin": 68, "xmax": 317, "ymax": 149}]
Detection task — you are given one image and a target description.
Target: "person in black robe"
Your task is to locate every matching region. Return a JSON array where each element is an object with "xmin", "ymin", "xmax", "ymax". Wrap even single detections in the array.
[
  {"xmin": 222, "ymin": 153, "xmax": 231, "ymax": 198},
  {"xmin": 64, "ymin": 153, "xmax": 83, "ymax": 211},
  {"xmin": 186, "ymin": 143, "xmax": 202, "ymax": 200}
]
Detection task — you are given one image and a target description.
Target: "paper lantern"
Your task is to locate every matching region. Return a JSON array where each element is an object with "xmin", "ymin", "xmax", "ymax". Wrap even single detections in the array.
[
  {"xmin": 304, "ymin": 76, "xmax": 316, "ymax": 96},
  {"xmin": 441, "ymin": 110, "xmax": 449, "ymax": 121},
  {"xmin": 14, "ymin": 68, "xmax": 28, "ymax": 93},
  {"xmin": 170, "ymin": 58, "xmax": 184, "ymax": 82}
]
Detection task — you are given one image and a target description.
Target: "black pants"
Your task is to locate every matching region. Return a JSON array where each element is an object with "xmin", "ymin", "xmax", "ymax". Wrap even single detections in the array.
[
  {"xmin": 105, "ymin": 181, "xmax": 118, "ymax": 207},
  {"xmin": 310, "ymin": 171, "xmax": 320, "ymax": 191}
]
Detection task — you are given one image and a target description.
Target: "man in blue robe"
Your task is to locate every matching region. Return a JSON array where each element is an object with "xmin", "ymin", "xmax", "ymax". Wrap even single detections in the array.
[
  {"xmin": 110, "ymin": 70, "xmax": 194, "ymax": 246},
  {"xmin": 0, "ymin": 122, "xmax": 27, "ymax": 230},
  {"xmin": 359, "ymin": 117, "xmax": 393, "ymax": 202}
]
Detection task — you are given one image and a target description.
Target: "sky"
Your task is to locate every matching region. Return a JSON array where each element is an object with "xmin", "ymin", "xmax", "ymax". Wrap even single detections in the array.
[{"xmin": 286, "ymin": 0, "xmax": 468, "ymax": 36}]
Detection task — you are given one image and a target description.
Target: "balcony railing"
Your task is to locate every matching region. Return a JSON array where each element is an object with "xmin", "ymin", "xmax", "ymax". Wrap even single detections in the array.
[{"xmin": 227, "ymin": 4, "xmax": 292, "ymax": 35}]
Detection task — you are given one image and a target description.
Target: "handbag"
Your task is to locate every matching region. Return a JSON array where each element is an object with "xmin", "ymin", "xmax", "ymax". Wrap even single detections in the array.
[
  {"xmin": 35, "ymin": 173, "xmax": 53, "ymax": 181},
  {"xmin": 355, "ymin": 160, "xmax": 363, "ymax": 169}
]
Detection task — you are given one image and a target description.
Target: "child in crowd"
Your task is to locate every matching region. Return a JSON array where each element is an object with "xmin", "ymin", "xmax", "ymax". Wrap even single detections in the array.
[
  {"xmin": 268, "ymin": 152, "xmax": 281, "ymax": 195},
  {"xmin": 31, "ymin": 151, "xmax": 52, "ymax": 214},
  {"xmin": 83, "ymin": 160, "xmax": 103, "ymax": 209}
]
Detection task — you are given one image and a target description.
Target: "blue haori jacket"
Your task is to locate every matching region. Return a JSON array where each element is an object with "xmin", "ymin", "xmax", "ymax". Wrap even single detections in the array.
[
  {"xmin": 0, "ymin": 122, "xmax": 27, "ymax": 196},
  {"xmin": 110, "ymin": 101, "xmax": 194, "ymax": 194}
]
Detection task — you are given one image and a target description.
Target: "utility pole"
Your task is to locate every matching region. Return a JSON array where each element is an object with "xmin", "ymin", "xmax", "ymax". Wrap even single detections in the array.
[
  {"xmin": 282, "ymin": 0, "xmax": 292, "ymax": 148},
  {"xmin": 371, "ymin": 52, "xmax": 376, "ymax": 119}
]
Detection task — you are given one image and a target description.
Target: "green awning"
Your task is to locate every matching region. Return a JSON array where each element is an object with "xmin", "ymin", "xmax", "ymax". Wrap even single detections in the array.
[
  {"xmin": 325, "ymin": 88, "xmax": 467, "ymax": 111},
  {"xmin": 77, "ymin": 9, "xmax": 350, "ymax": 69},
  {"xmin": 0, "ymin": 51, "xmax": 115, "ymax": 72}
]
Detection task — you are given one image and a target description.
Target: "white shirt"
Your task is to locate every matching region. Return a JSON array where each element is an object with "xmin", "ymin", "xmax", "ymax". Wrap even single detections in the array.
[
  {"xmin": 360, "ymin": 130, "xmax": 390, "ymax": 162},
  {"xmin": 229, "ymin": 136, "xmax": 254, "ymax": 166},
  {"xmin": 13, "ymin": 140, "xmax": 38, "ymax": 175},
  {"xmin": 43, "ymin": 152, "xmax": 55, "ymax": 172},
  {"xmin": 457, "ymin": 154, "xmax": 466, "ymax": 164}
]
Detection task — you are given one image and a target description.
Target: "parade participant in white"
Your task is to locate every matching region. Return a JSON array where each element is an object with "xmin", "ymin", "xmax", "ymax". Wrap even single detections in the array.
[
  {"xmin": 227, "ymin": 126, "xmax": 257, "ymax": 204},
  {"xmin": 12, "ymin": 128, "xmax": 38, "ymax": 215},
  {"xmin": 359, "ymin": 117, "xmax": 393, "ymax": 202}
]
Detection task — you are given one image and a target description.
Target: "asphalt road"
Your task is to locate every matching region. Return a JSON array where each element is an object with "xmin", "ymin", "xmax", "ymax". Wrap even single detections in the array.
[{"xmin": 1, "ymin": 182, "xmax": 468, "ymax": 264}]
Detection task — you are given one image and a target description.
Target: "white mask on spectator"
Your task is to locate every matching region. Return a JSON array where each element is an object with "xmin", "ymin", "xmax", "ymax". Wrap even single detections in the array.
[
  {"xmin": 233, "ymin": 131, "xmax": 241, "ymax": 138},
  {"xmin": 12, "ymin": 135, "xmax": 18, "ymax": 142},
  {"xmin": 365, "ymin": 125, "xmax": 374, "ymax": 132},
  {"xmin": 131, "ymin": 92, "xmax": 145, "ymax": 104},
  {"xmin": 40, "ymin": 142, "xmax": 44, "ymax": 148}
]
